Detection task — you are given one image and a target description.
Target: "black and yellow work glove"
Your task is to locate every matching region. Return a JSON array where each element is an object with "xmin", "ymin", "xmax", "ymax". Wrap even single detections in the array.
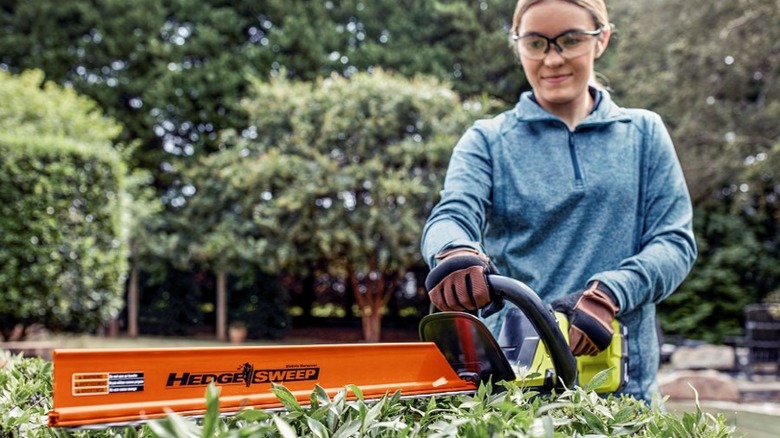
[
  {"xmin": 551, "ymin": 281, "xmax": 619, "ymax": 356},
  {"xmin": 425, "ymin": 248, "xmax": 497, "ymax": 311}
]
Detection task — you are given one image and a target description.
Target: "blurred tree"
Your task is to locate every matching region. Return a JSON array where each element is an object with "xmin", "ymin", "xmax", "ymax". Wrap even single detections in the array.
[
  {"xmin": 604, "ymin": 0, "xmax": 779, "ymax": 203},
  {"xmin": 662, "ymin": 205, "xmax": 764, "ymax": 342},
  {"xmin": 164, "ymin": 150, "xmax": 275, "ymax": 340},
  {"xmin": 122, "ymin": 170, "xmax": 162, "ymax": 338},
  {"xmin": 2, "ymin": 0, "xmax": 777, "ymax": 343},
  {"xmin": 325, "ymin": 0, "xmax": 521, "ymax": 100},
  {"xmin": 203, "ymin": 70, "xmax": 487, "ymax": 341},
  {"xmin": 0, "ymin": 0, "xmax": 519, "ymax": 200},
  {"xmin": 604, "ymin": 0, "xmax": 780, "ymax": 340}
]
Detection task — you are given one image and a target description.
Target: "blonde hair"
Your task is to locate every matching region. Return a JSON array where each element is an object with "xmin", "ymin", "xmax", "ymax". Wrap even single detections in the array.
[{"xmin": 511, "ymin": 0, "xmax": 610, "ymax": 36}]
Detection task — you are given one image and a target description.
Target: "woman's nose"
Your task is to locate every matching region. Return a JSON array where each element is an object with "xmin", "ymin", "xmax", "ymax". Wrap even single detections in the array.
[{"xmin": 543, "ymin": 48, "xmax": 566, "ymax": 66}]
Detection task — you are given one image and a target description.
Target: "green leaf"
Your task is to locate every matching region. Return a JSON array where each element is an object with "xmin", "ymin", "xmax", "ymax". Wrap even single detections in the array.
[
  {"xmin": 271, "ymin": 382, "xmax": 302, "ymax": 412},
  {"xmin": 347, "ymin": 384, "xmax": 364, "ymax": 401},
  {"xmin": 147, "ymin": 411, "xmax": 201, "ymax": 438},
  {"xmin": 313, "ymin": 384, "xmax": 331, "ymax": 408},
  {"xmin": 362, "ymin": 397, "xmax": 384, "ymax": 431},
  {"xmin": 306, "ymin": 416, "xmax": 329, "ymax": 438},
  {"xmin": 580, "ymin": 408, "xmax": 607, "ymax": 435},
  {"xmin": 235, "ymin": 408, "xmax": 272, "ymax": 422},
  {"xmin": 536, "ymin": 401, "xmax": 575, "ymax": 416},
  {"xmin": 201, "ymin": 383, "xmax": 220, "ymax": 437},
  {"xmin": 584, "ymin": 367, "xmax": 613, "ymax": 392},
  {"xmin": 332, "ymin": 418, "xmax": 361, "ymax": 438},
  {"xmin": 273, "ymin": 416, "xmax": 298, "ymax": 438},
  {"xmin": 611, "ymin": 405, "xmax": 636, "ymax": 423}
]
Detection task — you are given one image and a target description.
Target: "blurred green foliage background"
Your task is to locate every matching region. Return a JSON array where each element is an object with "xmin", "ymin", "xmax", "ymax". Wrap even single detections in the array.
[{"xmin": 0, "ymin": 0, "xmax": 777, "ymax": 343}]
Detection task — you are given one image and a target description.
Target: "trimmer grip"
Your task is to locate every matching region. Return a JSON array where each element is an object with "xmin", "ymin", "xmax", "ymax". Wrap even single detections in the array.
[{"xmin": 486, "ymin": 275, "xmax": 578, "ymax": 390}]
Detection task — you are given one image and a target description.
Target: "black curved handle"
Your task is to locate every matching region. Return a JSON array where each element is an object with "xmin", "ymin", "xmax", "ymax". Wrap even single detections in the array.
[{"xmin": 486, "ymin": 275, "xmax": 578, "ymax": 390}]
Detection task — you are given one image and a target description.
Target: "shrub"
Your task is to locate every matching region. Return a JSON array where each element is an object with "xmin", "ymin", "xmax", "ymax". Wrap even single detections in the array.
[
  {"xmin": 0, "ymin": 352, "xmax": 734, "ymax": 437},
  {"xmin": 0, "ymin": 135, "xmax": 128, "ymax": 338},
  {"xmin": 0, "ymin": 69, "xmax": 128, "ymax": 340},
  {"xmin": 0, "ymin": 352, "xmax": 52, "ymax": 437}
]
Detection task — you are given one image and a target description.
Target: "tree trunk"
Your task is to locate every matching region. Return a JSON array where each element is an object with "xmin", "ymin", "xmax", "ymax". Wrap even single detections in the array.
[
  {"xmin": 128, "ymin": 265, "xmax": 139, "ymax": 338},
  {"xmin": 362, "ymin": 308, "xmax": 382, "ymax": 343},
  {"xmin": 107, "ymin": 318, "xmax": 119, "ymax": 338},
  {"xmin": 350, "ymin": 269, "xmax": 397, "ymax": 343},
  {"xmin": 300, "ymin": 272, "xmax": 316, "ymax": 324},
  {"xmin": 216, "ymin": 270, "xmax": 227, "ymax": 341}
]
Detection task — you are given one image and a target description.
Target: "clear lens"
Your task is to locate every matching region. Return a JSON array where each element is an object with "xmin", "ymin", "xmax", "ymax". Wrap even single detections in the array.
[
  {"xmin": 518, "ymin": 36, "xmax": 548, "ymax": 58},
  {"xmin": 514, "ymin": 30, "xmax": 600, "ymax": 60},
  {"xmin": 558, "ymin": 33, "xmax": 590, "ymax": 50}
]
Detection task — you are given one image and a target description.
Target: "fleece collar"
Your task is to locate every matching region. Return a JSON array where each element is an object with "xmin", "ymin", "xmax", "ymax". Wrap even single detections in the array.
[{"xmin": 512, "ymin": 87, "xmax": 632, "ymax": 128}]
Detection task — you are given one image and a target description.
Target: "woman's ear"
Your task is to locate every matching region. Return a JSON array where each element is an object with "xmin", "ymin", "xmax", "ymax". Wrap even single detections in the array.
[{"xmin": 595, "ymin": 25, "xmax": 612, "ymax": 58}]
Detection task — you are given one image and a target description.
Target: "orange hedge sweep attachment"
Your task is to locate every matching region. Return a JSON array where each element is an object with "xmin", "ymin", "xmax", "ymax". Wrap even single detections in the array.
[
  {"xmin": 49, "ymin": 275, "xmax": 626, "ymax": 428},
  {"xmin": 48, "ymin": 342, "xmax": 476, "ymax": 428}
]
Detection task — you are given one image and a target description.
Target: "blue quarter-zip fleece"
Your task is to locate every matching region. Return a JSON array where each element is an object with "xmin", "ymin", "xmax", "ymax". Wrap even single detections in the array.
[{"xmin": 421, "ymin": 88, "xmax": 697, "ymax": 402}]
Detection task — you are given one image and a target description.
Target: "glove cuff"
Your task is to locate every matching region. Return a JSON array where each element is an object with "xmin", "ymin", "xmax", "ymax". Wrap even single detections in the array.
[
  {"xmin": 435, "ymin": 247, "xmax": 490, "ymax": 264},
  {"xmin": 551, "ymin": 293, "xmax": 580, "ymax": 317},
  {"xmin": 583, "ymin": 281, "xmax": 619, "ymax": 316}
]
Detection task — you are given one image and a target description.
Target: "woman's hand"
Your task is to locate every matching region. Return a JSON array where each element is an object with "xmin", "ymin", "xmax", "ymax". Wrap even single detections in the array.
[
  {"xmin": 424, "ymin": 248, "xmax": 497, "ymax": 311},
  {"xmin": 551, "ymin": 281, "xmax": 619, "ymax": 356}
]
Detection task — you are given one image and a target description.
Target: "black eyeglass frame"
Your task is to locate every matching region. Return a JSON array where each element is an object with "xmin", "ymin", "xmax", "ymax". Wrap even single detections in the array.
[{"xmin": 511, "ymin": 28, "xmax": 603, "ymax": 57}]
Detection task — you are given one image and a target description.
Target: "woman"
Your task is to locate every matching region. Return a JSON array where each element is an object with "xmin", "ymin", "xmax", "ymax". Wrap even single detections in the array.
[{"xmin": 421, "ymin": 0, "xmax": 697, "ymax": 403}]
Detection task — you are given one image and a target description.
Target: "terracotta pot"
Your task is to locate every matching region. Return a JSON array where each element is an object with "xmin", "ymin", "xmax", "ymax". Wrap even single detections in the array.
[{"xmin": 228, "ymin": 326, "xmax": 248, "ymax": 344}]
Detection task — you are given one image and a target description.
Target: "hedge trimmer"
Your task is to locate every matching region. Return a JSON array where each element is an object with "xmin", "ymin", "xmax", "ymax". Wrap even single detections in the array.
[{"xmin": 48, "ymin": 275, "xmax": 626, "ymax": 428}]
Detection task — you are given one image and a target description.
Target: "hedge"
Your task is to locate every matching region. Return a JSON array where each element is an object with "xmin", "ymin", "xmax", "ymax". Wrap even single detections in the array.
[
  {"xmin": 0, "ymin": 351, "xmax": 735, "ymax": 437},
  {"xmin": 0, "ymin": 135, "xmax": 128, "ymax": 338}
]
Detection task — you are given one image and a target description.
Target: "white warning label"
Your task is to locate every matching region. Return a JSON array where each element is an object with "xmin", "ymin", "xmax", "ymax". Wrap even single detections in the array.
[{"xmin": 72, "ymin": 372, "xmax": 144, "ymax": 396}]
